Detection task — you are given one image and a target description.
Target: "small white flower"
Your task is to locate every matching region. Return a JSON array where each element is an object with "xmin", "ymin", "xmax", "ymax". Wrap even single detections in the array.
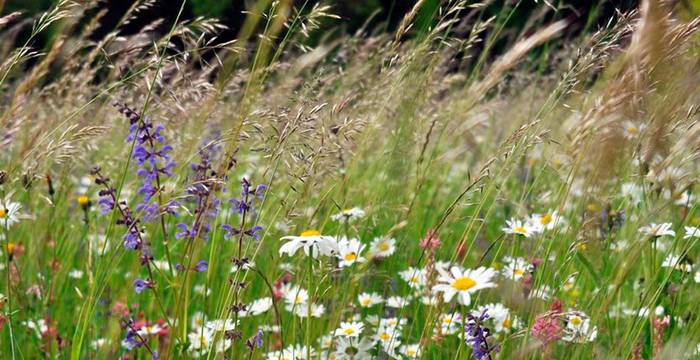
[
  {"xmin": 336, "ymin": 237, "xmax": 367, "ymax": 267},
  {"xmin": 330, "ymin": 207, "xmax": 366, "ymax": 223},
  {"xmin": 91, "ymin": 338, "xmax": 109, "ymax": 350},
  {"xmin": 205, "ymin": 319, "xmax": 238, "ymax": 332},
  {"xmin": 475, "ymin": 303, "xmax": 519, "ymax": 333},
  {"xmin": 386, "ymin": 295, "xmax": 411, "ymax": 308},
  {"xmin": 664, "ymin": 190, "xmax": 694, "ymax": 207},
  {"xmin": 0, "ymin": 194, "xmax": 22, "ymax": 229},
  {"xmin": 622, "ymin": 120, "xmax": 644, "ymax": 139},
  {"xmin": 528, "ymin": 211, "xmax": 565, "ymax": 232},
  {"xmin": 398, "ymin": 267, "xmax": 427, "ymax": 289},
  {"xmin": 240, "ymin": 297, "xmax": 273, "ymax": 317},
  {"xmin": 502, "ymin": 218, "xmax": 537, "ymax": 237},
  {"xmin": 638, "ymin": 223, "xmax": 675, "ymax": 237},
  {"xmin": 562, "ymin": 312, "xmax": 597, "ymax": 343},
  {"xmin": 357, "ymin": 292, "xmax": 383, "ymax": 308},
  {"xmin": 283, "ymin": 286, "xmax": 308, "ymax": 310},
  {"xmin": 68, "ymin": 269, "xmax": 84, "ymax": 279},
  {"xmin": 194, "ymin": 284, "xmax": 211, "ymax": 296},
  {"xmin": 684, "ymin": 226, "xmax": 700, "ymax": 239},
  {"xmin": 399, "ymin": 344, "xmax": 421, "ymax": 359},
  {"xmin": 621, "ymin": 182, "xmax": 644, "ymax": 204},
  {"xmin": 501, "ymin": 256, "xmax": 532, "ymax": 281},
  {"xmin": 137, "ymin": 324, "xmax": 163, "ymax": 336},
  {"xmin": 432, "ymin": 266, "xmax": 497, "ymax": 305},
  {"xmin": 369, "ymin": 237, "xmax": 396, "ymax": 258},
  {"xmin": 334, "ymin": 321, "xmax": 363, "ymax": 337},
  {"xmin": 279, "ymin": 230, "xmax": 339, "ymax": 258},
  {"xmin": 293, "ymin": 303, "xmax": 325, "ymax": 318},
  {"xmin": 661, "ymin": 254, "xmax": 692, "ymax": 273}
]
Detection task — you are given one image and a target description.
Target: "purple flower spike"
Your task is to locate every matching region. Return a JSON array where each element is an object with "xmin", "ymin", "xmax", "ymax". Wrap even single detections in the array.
[
  {"xmin": 194, "ymin": 260, "xmax": 208, "ymax": 273},
  {"xmin": 133, "ymin": 279, "xmax": 152, "ymax": 294}
]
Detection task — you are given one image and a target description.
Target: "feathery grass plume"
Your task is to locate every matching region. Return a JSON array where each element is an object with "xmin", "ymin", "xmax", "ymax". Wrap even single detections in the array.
[{"xmin": 571, "ymin": 0, "xmax": 700, "ymax": 184}]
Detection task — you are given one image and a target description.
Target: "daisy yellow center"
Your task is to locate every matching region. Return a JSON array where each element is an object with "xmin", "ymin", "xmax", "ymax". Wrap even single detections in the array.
[
  {"xmin": 77, "ymin": 195, "xmax": 89, "ymax": 206},
  {"xmin": 451, "ymin": 277, "xmax": 477, "ymax": 291},
  {"xmin": 360, "ymin": 298, "xmax": 371, "ymax": 306},
  {"xmin": 377, "ymin": 242, "xmax": 390, "ymax": 251},
  {"xmin": 294, "ymin": 296, "xmax": 304, "ymax": 304},
  {"xmin": 0, "ymin": 209, "xmax": 5, "ymax": 218},
  {"xmin": 570, "ymin": 316, "xmax": 582, "ymax": 326},
  {"xmin": 502, "ymin": 318, "xmax": 512, "ymax": 329},
  {"xmin": 514, "ymin": 226, "xmax": 527, "ymax": 234},
  {"xmin": 199, "ymin": 335, "xmax": 209, "ymax": 346},
  {"xmin": 627, "ymin": 126, "xmax": 638, "ymax": 134},
  {"xmin": 379, "ymin": 332, "xmax": 391, "ymax": 341},
  {"xmin": 410, "ymin": 276, "xmax": 418, "ymax": 283},
  {"xmin": 344, "ymin": 252, "xmax": 357, "ymax": 261},
  {"xmin": 540, "ymin": 214, "xmax": 552, "ymax": 225},
  {"xmin": 343, "ymin": 328, "xmax": 355, "ymax": 335},
  {"xmin": 514, "ymin": 269, "xmax": 525, "ymax": 276},
  {"xmin": 407, "ymin": 349, "xmax": 417, "ymax": 356},
  {"xmin": 300, "ymin": 230, "xmax": 321, "ymax": 237},
  {"xmin": 7, "ymin": 243, "xmax": 15, "ymax": 255}
]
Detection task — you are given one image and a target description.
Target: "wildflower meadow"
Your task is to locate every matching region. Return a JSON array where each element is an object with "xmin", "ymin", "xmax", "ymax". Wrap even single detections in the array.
[{"xmin": 1, "ymin": 0, "xmax": 700, "ymax": 358}]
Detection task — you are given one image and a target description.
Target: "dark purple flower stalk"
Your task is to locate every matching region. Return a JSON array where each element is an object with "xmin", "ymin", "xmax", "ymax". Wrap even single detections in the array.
[
  {"xmin": 114, "ymin": 102, "xmax": 176, "ymax": 223},
  {"xmin": 222, "ymin": 178, "xmax": 267, "ymax": 254},
  {"xmin": 465, "ymin": 310, "xmax": 499, "ymax": 360},
  {"xmin": 120, "ymin": 317, "xmax": 156, "ymax": 356},
  {"xmin": 91, "ymin": 167, "xmax": 144, "ymax": 251},
  {"xmin": 246, "ymin": 329, "xmax": 264, "ymax": 351}
]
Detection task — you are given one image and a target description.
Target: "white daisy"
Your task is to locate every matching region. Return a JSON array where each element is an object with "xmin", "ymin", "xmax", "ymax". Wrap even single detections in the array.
[
  {"xmin": 204, "ymin": 319, "xmax": 238, "ymax": 332},
  {"xmin": 622, "ymin": 120, "xmax": 644, "ymax": 139},
  {"xmin": 562, "ymin": 312, "xmax": 597, "ymax": 343},
  {"xmin": 279, "ymin": 230, "xmax": 339, "ymax": 258},
  {"xmin": 502, "ymin": 218, "xmax": 536, "ymax": 237},
  {"xmin": 283, "ymin": 286, "xmax": 309, "ymax": 310},
  {"xmin": 333, "ymin": 337, "xmax": 374, "ymax": 359},
  {"xmin": 432, "ymin": 266, "xmax": 496, "ymax": 305},
  {"xmin": 684, "ymin": 226, "xmax": 700, "ymax": 239},
  {"xmin": 293, "ymin": 303, "xmax": 325, "ymax": 318},
  {"xmin": 335, "ymin": 237, "xmax": 367, "ymax": 267},
  {"xmin": 663, "ymin": 190, "xmax": 694, "ymax": 206},
  {"xmin": 621, "ymin": 182, "xmax": 644, "ymax": 204},
  {"xmin": 330, "ymin": 207, "xmax": 366, "ymax": 223},
  {"xmin": 357, "ymin": 292, "xmax": 383, "ymax": 308},
  {"xmin": 334, "ymin": 321, "xmax": 363, "ymax": 337},
  {"xmin": 399, "ymin": 343, "xmax": 421, "ymax": 359},
  {"xmin": 398, "ymin": 267, "xmax": 427, "ymax": 289},
  {"xmin": 436, "ymin": 313, "xmax": 462, "ymax": 335},
  {"xmin": 528, "ymin": 211, "xmax": 565, "ymax": 231},
  {"xmin": 0, "ymin": 195, "xmax": 22, "ymax": 229},
  {"xmin": 475, "ymin": 303, "xmax": 519, "ymax": 333},
  {"xmin": 501, "ymin": 256, "xmax": 532, "ymax": 281},
  {"xmin": 638, "ymin": 223, "xmax": 675, "ymax": 237},
  {"xmin": 661, "ymin": 254, "xmax": 692, "ymax": 273},
  {"xmin": 386, "ymin": 295, "xmax": 411, "ymax": 308},
  {"xmin": 368, "ymin": 237, "xmax": 396, "ymax": 258},
  {"xmin": 240, "ymin": 297, "xmax": 273, "ymax": 317}
]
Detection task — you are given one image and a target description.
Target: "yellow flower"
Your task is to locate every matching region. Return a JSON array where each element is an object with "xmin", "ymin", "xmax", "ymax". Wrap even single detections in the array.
[{"xmin": 77, "ymin": 195, "xmax": 89, "ymax": 206}]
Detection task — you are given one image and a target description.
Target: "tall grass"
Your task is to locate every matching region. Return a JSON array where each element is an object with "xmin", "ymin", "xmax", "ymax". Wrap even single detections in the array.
[{"xmin": 1, "ymin": 0, "xmax": 700, "ymax": 358}]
